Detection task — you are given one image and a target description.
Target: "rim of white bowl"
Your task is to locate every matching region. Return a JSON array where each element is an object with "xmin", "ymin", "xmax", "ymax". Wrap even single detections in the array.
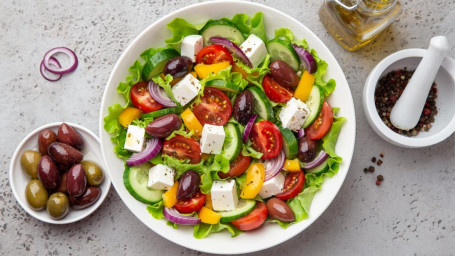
[
  {"xmin": 9, "ymin": 122, "xmax": 111, "ymax": 224},
  {"xmin": 363, "ymin": 48, "xmax": 455, "ymax": 148}
]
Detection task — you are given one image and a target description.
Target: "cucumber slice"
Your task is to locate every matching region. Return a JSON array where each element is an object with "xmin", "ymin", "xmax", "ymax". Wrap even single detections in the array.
[
  {"xmin": 200, "ymin": 20, "xmax": 245, "ymax": 46},
  {"xmin": 247, "ymin": 86, "xmax": 273, "ymax": 121},
  {"xmin": 222, "ymin": 123, "xmax": 242, "ymax": 161},
  {"xmin": 141, "ymin": 106, "xmax": 183, "ymax": 120},
  {"xmin": 266, "ymin": 39, "xmax": 300, "ymax": 71},
  {"xmin": 302, "ymin": 85, "xmax": 324, "ymax": 128},
  {"xmin": 142, "ymin": 49, "xmax": 179, "ymax": 80},
  {"xmin": 279, "ymin": 126, "xmax": 298, "ymax": 159},
  {"xmin": 218, "ymin": 199, "xmax": 256, "ymax": 222},
  {"xmin": 205, "ymin": 80, "xmax": 241, "ymax": 93},
  {"xmin": 123, "ymin": 164, "xmax": 163, "ymax": 204},
  {"xmin": 305, "ymin": 158, "xmax": 330, "ymax": 174}
]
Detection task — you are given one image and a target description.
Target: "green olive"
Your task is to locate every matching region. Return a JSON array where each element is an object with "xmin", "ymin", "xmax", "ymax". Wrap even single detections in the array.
[
  {"xmin": 20, "ymin": 150, "xmax": 41, "ymax": 178},
  {"xmin": 46, "ymin": 192, "xmax": 69, "ymax": 220},
  {"xmin": 81, "ymin": 160, "xmax": 104, "ymax": 186},
  {"xmin": 25, "ymin": 179, "xmax": 48, "ymax": 210}
]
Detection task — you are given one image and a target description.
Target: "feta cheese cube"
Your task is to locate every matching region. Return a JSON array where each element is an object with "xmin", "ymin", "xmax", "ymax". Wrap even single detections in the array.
[
  {"xmin": 180, "ymin": 35, "xmax": 203, "ymax": 63},
  {"xmin": 279, "ymin": 97, "xmax": 310, "ymax": 131},
  {"xmin": 200, "ymin": 124, "xmax": 225, "ymax": 154},
  {"xmin": 147, "ymin": 164, "xmax": 175, "ymax": 190},
  {"xmin": 258, "ymin": 172, "xmax": 285, "ymax": 199},
  {"xmin": 124, "ymin": 125, "xmax": 145, "ymax": 153},
  {"xmin": 171, "ymin": 73, "xmax": 201, "ymax": 106},
  {"xmin": 239, "ymin": 34, "xmax": 268, "ymax": 68},
  {"xmin": 211, "ymin": 180, "xmax": 238, "ymax": 211}
]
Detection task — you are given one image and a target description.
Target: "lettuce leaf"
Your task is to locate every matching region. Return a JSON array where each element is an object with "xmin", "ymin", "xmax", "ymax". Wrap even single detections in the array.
[
  {"xmin": 310, "ymin": 49, "xmax": 336, "ymax": 97},
  {"xmin": 241, "ymin": 139, "xmax": 263, "ymax": 159},
  {"xmin": 164, "ymin": 18, "xmax": 207, "ymax": 52},
  {"xmin": 152, "ymin": 74, "xmax": 180, "ymax": 107},
  {"xmin": 233, "ymin": 54, "xmax": 271, "ymax": 89},
  {"xmin": 200, "ymin": 154, "xmax": 230, "ymax": 194},
  {"xmin": 305, "ymin": 108, "xmax": 346, "ymax": 188},
  {"xmin": 250, "ymin": 12, "xmax": 267, "ymax": 42},
  {"xmin": 221, "ymin": 12, "xmax": 266, "ymax": 42},
  {"xmin": 288, "ymin": 186, "xmax": 319, "ymax": 222},
  {"xmin": 193, "ymin": 222, "xmax": 241, "ymax": 239},
  {"xmin": 103, "ymin": 104, "xmax": 131, "ymax": 159},
  {"xmin": 161, "ymin": 154, "xmax": 206, "ymax": 178},
  {"xmin": 117, "ymin": 60, "xmax": 143, "ymax": 107},
  {"xmin": 146, "ymin": 201, "xmax": 165, "ymax": 220}
]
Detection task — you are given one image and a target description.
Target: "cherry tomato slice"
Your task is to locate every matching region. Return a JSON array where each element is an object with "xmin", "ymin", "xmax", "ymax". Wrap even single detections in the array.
[
  {"xmin": 275, "ymin": 171, "xmax": 305, "ymax": 201},
  {"xmin": 306, "ymin": 101, "xmax": 334, "ymax": 140},
  {"xmin": 231, "ymin": 202, "xmax": 267, "ymax": 231},
  {"xmin": 162, "ymin": 135, "xmax": 201, "ymax": 164},
  {"xmin": 250, "ymin": 120, "xmax": 283, "ymax": 159},
  {"xmin": 262, "ymin": 75, "xmax": 293, "ymax": 103},
  {"xmin": 174, "ymin": 190, "xmax": 206, "ymax": 214},
  {"xmin": 218, "ymin": 153, "xmax": 251, "ymax": 179},
  {"xmin": 196, "ymin": 45, "xmax": 233, "ymax": 65},
  {"xmin": 193, "ymin": 87, "xmax": 232, "ymax": 126},
  {"xmin": 130, "ymin": 81, "xmax": 163, "ymax": 113}
]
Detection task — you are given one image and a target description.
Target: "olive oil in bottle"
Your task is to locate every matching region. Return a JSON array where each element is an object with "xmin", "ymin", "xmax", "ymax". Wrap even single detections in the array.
[{"xmin": 319, "ymin": 0, "xmax": 401, "ymax": 51}]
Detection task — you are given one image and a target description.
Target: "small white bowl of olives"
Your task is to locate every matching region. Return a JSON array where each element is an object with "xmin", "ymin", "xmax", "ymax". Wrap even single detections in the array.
[{"xmin": 9, "ymin": 122, "xmax": 111, "ymax": 224}]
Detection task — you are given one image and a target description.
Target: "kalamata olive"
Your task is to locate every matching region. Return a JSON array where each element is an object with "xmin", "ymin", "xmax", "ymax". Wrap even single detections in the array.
[
  {"xmin": 298, "ymin": 136, "xmax": 318, "ymax": 163},
  {"xmin": 233, "ymin": 90, "xmax": 254, "ymax": 125},
  {"xmin": 46, "ymin": 192, "xmax": 70, "ymax": 220},
  {"xmin": 269, "ymin": 60, "xmax": 299, "ymax": 87},
  {"xmin": 57, "ymin": 123, "xmax": 83, "ymax": 150},
  {"xmin": 67, "ymin": 164, "xmax": 87, "ymax": 197},
  {"xmin": 69, "ymin": 186, "xmax": 101, "ymax": 209},
  {"xmin": 20, "ymin": 150, "xmax": 41, "ymax": 178},
  {"xmin": 25, "ymin": 179, "xmax": 48, "ymax": 210},
  {"xmin": 145, "ymin": 114, "xmax": 182, "ymax": 138},
  {"xmin": 81, "ymin": 160, "xmax": 104, "ymax": 186},
  {"xmin": 177, "ymin": 170, "xmax": 200, "ymax": 200},
  {"xmin": 38, "ymin": 155, "xmax": 60, "ymax": 189},
  {"xmin": 163, "ymin": 56, "xmax": 193, "ymax": 79},
  {"xmin": 47, "ymin": 142, "xmax": 83, "ymax": 168},
  {"xmin": 266, "ymin": 197, "xmax": 295, "ymax": 222},
  {"xmin": 38, "ymin": 129, "xmax": 57, "ymax": 155},
  {"xmin": 57, "ymin": 172, "xmax": 68, "ymax": 193}
]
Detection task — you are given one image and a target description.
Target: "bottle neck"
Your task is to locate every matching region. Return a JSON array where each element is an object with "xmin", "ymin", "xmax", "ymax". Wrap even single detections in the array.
[{"xmin": 359, "ymin": 0, "xmax": 398, "ymax": 13}]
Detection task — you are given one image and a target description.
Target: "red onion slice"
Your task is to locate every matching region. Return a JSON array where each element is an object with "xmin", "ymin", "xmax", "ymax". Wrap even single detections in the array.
[
  {"xmin": 40, "ymin": 57, "xmax": 62, "ymax": 82},
  {"xmin": 303, "ymin": 150, "xmax": 329, "ymax": 170},
  {"xmin": 126, "ymin": 138, "xmax": 162, "ymax": 166},
  {"xmin": 264, "ymin": 150, "xmax": 286, "ymax": 181},
  {"xmin": 291, "ymin": 44, "xmax": 317, "ymax": 74},
  {"xmin": 148, "ymin": 81, "xmax": 177, "ymax": 107},
  {"xmin": 42, "ymin": 47, "xmax": 78, "ymax": 75},
  {"xmin": 163, "ymin": 207, "xmax": 201, "ymax": 225},
  {"xmin": 209, "ymin": 37, "xmax": 253, "ymax": 68},
  {"xmin": 297, "ymin": 128, "xmax": 305, "ymax": 139},
  {"xmin": 243, "ymin": 114, "xmax": 258, "ymax": 143}
]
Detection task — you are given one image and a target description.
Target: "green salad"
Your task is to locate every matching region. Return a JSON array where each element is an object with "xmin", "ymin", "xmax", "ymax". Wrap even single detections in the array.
[{"xmin": 104, "ymin": 12, "xmax": 346, "ymax": 238}]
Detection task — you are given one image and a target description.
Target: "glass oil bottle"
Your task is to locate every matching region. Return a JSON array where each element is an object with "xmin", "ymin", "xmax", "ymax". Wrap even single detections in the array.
[{"xmin": 319, "ymin": 0, "xmax": 401, "ymax": 51}]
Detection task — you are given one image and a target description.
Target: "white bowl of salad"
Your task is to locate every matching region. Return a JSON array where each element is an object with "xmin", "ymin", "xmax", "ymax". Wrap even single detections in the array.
[{"xmin": 100, "ymin": 1, "xmax": 355, "ymax": 254}]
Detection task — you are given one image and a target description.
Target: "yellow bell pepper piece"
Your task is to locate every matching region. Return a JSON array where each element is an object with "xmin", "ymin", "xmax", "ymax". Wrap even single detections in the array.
[
  {"xmin": 118, "ymin": 107, "xmax": 142, "ymax": 128},
  {"xmin": 283, "ymin": 159, "xmax": 301, "ymax": 172},
  {"xmin": 162, "ymin": 181, "xmax": 179, "ymax": 208},
  {"xmin": 198, "ymin": 206, "xmax": 222, "ymax": 224},
  {"xmin": 181, "ymin": 108, "xmax": 203, "ymax": 136},
  {"xmin": 194, "ymin": 61, "xmax": 230, "ymax": 79},
  {"xmin": 294, "ymin": 70, "xmax": 315, "ymax": 102},
  {"xmin": 240, "ymin": 163, "xmax": 265, "ymax": 199},
  {"xmin": 205, "ymin": 193, "xmax": 213, "ymax": 210}
]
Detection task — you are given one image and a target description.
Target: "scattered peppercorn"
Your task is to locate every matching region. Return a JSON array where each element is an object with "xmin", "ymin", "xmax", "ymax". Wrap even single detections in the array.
[
  {"xmin": 363, "ymin": 168, "xmax": 368, "ymax": 173},
  {"xmin": 376, "ymin": 180, "xmax": 382, "ymax": 186},
  {"xmin": 372, "ymin": 157, "xmax": 376, "ymax": 163},
  {"xmin": 375, "ymin": 68, "xmax": 438, "ymax": 136},
  {"xmin": 380, "ymin": 152, "xmax": 385, "ymax": 158},
  {"xmin": 377, "ymin": 175, "xmax": 384, "ymax": 181},
  {"xmin": 368, "ymin": 166, "xmax": 375, "ymax": 173},
  {"xmin": 377, "ymin": 159, "xmax": 383, "ymax": 166}
]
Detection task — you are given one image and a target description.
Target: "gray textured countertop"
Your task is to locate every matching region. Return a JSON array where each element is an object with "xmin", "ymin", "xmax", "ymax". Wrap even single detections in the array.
[{"xmin": 1, "ymin": 0, "xmax": 454, "ymax": 255}]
